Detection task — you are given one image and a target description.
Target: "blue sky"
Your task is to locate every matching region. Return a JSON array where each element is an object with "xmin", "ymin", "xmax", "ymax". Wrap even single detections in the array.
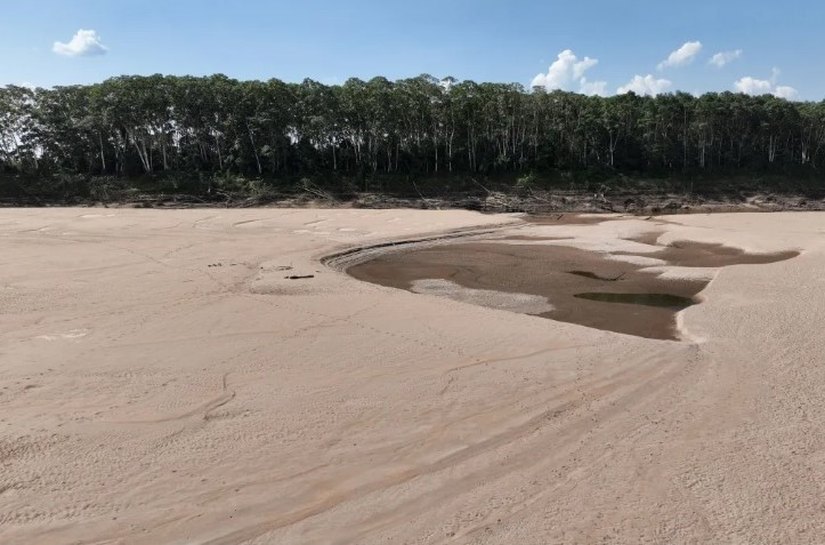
[{"xmin": 1, "ymin": 0, "xmax": 823, "ymax": 100}]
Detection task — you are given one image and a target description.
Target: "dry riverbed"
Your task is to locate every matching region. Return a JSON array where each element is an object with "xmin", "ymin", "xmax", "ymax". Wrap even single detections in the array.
[
  {"xmin": 347, "ymin": 228, "xmax": 797, "ymax": 340},
  {"xmin": 1, "ymin": 208, "xmax": 824, "ymax": 544}
]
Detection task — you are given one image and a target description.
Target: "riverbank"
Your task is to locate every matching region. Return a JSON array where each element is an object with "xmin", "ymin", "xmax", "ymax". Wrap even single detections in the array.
[
  {"xmin": 3, "ymin": 173, "xmax": 825, "ymax": 216},
  {"xmin": 2, "ymin": 208, "xmax": 824, "ymax": 544}
]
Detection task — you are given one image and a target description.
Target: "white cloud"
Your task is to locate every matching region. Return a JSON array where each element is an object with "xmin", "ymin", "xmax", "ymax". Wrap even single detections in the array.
[
  {"xmin": 579, "ymin": 78, "xmax": 608, "ymax": 97},
  {"xmin": 734, "ymin": 77, "xmax": 773, "ymax": 95},
  {"xmin": 774, "ymin": 85, "xmax": 799, "ymax": 100},
  {"xmin": 572, "ymin": 57, "xmax": 598, "ymax": 80},
  {"xmin": 734, "ymin": 69, "xmax": 798, "ymax": 99},
  {"xmin": 53, "ymin": 29, "xmax": 107, "ymax": 57},
  {"xmin": 709, "ymin": 49, "xmax": 742, "ymax": 68},
  {"xmin": 617, "ymin": 75, "xmax": 672, "ymax": 96},
  {"xmin": 770, "ymin": 67, "xmax": 781, "ymax": 83},
  {"xmin": 658, "ymin": 41, "xmax": 703, "ymax": 70},
  {"xmin": 532, "ymin": 49, "xmax": 604, "ymax": 95}
]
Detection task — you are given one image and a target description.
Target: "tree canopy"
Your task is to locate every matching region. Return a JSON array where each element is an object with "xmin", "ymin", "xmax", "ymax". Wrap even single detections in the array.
[{"xmin": 2, "ymin": 74, "xmax": 824, "ymax": 189}]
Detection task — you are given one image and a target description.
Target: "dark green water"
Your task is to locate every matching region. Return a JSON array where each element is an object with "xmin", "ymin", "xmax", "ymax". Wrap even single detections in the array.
[{"xmin": 574, "ymin": 292, "xmax": 696, "ymax": 309}]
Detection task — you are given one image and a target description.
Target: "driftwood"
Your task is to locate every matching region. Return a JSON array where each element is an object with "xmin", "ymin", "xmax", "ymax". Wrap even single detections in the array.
[
  {"xmin": 411, "ymin": 181, "xmax": 439, "ymax": 209},
  {"xmin": 300, "ymin": 180, "xmax": 338, "ymax": 203}
]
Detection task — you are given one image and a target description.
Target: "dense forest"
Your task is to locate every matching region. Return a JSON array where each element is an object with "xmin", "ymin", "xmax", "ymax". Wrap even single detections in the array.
[{"xmin": 2, "ymin": 74, "xmax": 825, "ymax": 203}]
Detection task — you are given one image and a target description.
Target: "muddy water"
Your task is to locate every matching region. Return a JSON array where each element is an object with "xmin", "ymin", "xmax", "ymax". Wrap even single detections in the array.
[{"xmin": 347, "ymin": 234, "xmax": 798, "ymax": 341}]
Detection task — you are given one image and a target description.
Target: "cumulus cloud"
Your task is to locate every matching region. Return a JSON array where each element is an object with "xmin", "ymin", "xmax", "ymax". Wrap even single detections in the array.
[
  {"xmin": 709, "ymin": 49, "xmax": 742, "ymax": 68},
  {"xmin": 532, "ymin": 49, "xmax": 607, "ymax": 96},
  {"xmin": 734, "ymin": 68, "xmax": 798, "ymax": 99},
  {"xmin": 774, "ymin": 85, "xmax": 799, "ymax": 100},
  {"xmin": 53, "ymin": 29, "xmax": 107, "ymax": 57},
  {"xmin": 617, "ymin": 75, "xmax": 672, "ymax": 96},
  {"xmin": 579, "ymin": 78, "xmax": 608, "ymax": 97},
  {"xmin": 733, "ymin": 77, "xmax": 773, "ymax": 95},
  {"xmin": 657, "ymin": 41, "xmax": 703, "ymax": 70}
]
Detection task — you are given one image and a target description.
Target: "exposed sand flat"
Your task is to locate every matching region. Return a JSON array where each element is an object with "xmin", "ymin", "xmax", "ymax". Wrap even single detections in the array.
[
  {"xmin": 410, "ymin": 279, "xmax": 556, "ymax": 316},
  {"xmin": 1, "ymin": 208, "xmax": 824, "ymax": 544},
  {"xmin": 347, "ymin": 226, "xmax": 796, "ymax": 340}
]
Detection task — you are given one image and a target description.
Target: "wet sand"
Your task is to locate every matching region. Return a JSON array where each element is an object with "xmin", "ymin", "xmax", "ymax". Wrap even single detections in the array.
[
  {"xmin": 622, "ymin": 232, "xmax": 800, "ymax": 267},
  {"xmin": 348, "ymin": 236, "xmax": 796, "ymax": 340},
  {"xmin": 2, "ymin": 209, "xmax": 824, "ymax": 545}
]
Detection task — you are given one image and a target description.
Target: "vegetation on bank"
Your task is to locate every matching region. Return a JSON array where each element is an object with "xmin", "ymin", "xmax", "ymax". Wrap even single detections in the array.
[{"xmin": 1, "ymin": 74, "xmax": 824, "ymax": 205}]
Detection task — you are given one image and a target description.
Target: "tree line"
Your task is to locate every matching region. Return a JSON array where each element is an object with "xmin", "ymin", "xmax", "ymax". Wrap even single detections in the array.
[{"xmin": 2, "ymin": 74, "xmax": 824, "ymax": 193}]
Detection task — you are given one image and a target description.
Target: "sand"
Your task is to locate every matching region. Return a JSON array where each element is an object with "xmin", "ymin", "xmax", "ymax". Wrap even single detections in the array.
[
  {"xmin": 346, "ymin": 236, "xmax": 795, "ymax": 340},
  {"xmin": 1, "ymin": 208, "xmax": 824, "ymax": 544}
]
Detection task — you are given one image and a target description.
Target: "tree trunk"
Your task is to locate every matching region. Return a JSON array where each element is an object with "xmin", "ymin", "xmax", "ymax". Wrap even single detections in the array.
[
  {"xmin": 215, "ymin": 134, "xmax": 224, "ymax": 170},
  {"xmin": 98, "ymin": 132, "xmax": 106, "ymax": 173},
  {"xmin": 131, "ymin": 134, "xmax": 151, "ymax": 174},
  {"xmin": 246, "ymin": 124, "xmax": 262, "ymax": 174}
]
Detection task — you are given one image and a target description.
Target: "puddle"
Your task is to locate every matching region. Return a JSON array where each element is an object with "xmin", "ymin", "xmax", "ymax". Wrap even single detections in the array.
[
  {"xmin": 620, "ymin": 233, "xmax": 799, "ymax": 267},
  {"xmin": 347, "ymin": 234, "xmax": 797, "ymax": 341},
  {"xmin": 568, "ymin": 270, "xmax": 625, "ymax": 281},
  {"xmin": 574, "ymin": 292, "xmax": 696, "ymax": 309}
]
